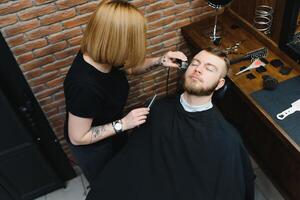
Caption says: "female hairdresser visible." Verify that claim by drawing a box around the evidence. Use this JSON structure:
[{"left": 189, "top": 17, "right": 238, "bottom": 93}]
[{"left": 63, "top": 0, "right": 187, "bottom": 184}]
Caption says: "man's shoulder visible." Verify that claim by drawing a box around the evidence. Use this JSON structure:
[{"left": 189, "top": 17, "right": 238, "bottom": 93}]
[
  {"left": 152, "top": 95, "right": 178, "bottom": 110},
  {"left": 210, "top": 107, "right": 244, "bottom": 146}
]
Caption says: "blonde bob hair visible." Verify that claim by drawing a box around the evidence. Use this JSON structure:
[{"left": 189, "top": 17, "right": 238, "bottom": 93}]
[{"left": 81, "top": 0, "right": 146, "bottom": 69}]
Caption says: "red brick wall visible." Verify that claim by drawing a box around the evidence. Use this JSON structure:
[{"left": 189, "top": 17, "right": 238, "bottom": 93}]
[{"left": 0, "top": 0, "right": 215, "bottom": 159}]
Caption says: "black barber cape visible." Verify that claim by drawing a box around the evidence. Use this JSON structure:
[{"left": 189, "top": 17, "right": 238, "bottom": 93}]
[{"left": 86, "top": 96, "right": 254, "bottom": 200}]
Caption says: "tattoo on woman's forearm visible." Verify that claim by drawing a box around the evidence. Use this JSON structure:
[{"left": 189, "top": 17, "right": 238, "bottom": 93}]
[
  {"left": 90, "top": 126, "right": 105, "bottom": 143},
  {"left": 145, "top": 58, "right": 161, "bottom": 72}
]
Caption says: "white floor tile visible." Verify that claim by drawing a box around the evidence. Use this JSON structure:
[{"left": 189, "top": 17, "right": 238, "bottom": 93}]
[
  {"left": 38, "top": 165, "right": 285, "bottom": 200},
  {"left": 255, "top": 168, "right": 285, "bottom": 200},
  {"left": 34, "top": 196, "right": 46, "bottom": 200},
  {"left": 250, "top": 156, "right": 259, "bottom": 170},
  {"left": 79, "top": 173, "right": 90, "bottom": 196},
  {"left": 45, "top": 176, "right": 86, "bottom": 200},
  {"left": 255, "top": 184, "right": 267, "bottom": 200}
]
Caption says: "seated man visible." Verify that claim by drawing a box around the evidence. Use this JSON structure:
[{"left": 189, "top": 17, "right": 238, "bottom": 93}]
[{"left": 86, "top": 50, "right": 255, "bottom": 200}]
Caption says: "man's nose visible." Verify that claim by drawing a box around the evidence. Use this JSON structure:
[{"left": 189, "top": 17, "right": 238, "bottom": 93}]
[{"left": 194, "top": 64, "right": 203, "bottom": 73}]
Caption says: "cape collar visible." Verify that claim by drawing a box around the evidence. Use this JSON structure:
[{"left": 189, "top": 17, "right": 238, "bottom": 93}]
[{"left": 180, "top": 93, "right": 213, "bottom": 112}]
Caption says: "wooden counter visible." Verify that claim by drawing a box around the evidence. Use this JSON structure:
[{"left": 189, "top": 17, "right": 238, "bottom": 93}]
[{"left": 182, "top": 11, "right": 300, "bottom": 200}]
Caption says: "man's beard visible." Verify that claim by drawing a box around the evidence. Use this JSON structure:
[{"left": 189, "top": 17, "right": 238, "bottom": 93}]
[{"left": 183, "top": 76, "right": 219, "bottom": 96}]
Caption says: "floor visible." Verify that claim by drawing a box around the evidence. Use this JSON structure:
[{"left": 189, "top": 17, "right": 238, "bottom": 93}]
[{"left": 35, "top": 158, "right": 285, "bottom": 200}]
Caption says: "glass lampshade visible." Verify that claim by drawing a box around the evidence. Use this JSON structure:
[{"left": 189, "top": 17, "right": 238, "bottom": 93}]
[{"left": 207, "top": 0, "right": 233, "bottom": 8}]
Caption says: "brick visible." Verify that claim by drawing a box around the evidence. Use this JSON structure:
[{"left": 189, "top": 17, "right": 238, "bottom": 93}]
[
  {"left": 46, "top": 76, "right": 65, "bottom": 87},
  {"left": 24, "top": 68, "right": 44, "bottom": 80},
  {"left": 45, "top": 109, "right": 59, "bottom": 119},
  {"left": 146, "top": 28, "right": 164, "bottom": 39},
  {"left": 58, "top": 105, "right": 66, "bottom": 112},
  {"left": 191, "top": 0, "right": 207, "bottom": 8},
  {"left": 50, "top": 119, "right": 64, "bottom": 127},
  {"left": 146, "top": 40, "right": 151, "bottom": 46},
  {"left": 68, "top": 35, "right": 82, "bottom": 46},
  {"left": 145, "top": 12, "right": 162, "bottom": 23},
  {"left": 164, "top": 18, "right": 190, "bottom": 32},
  {"left": 77, "top": 1, "right": 98, "bottom": 14},
  {"left": 4, "top": 19, "right": 39, "bottom": 37},
  {"left": 48, "top": 27, "right": 82, "bottom": 44},
  {"left": 32, "top": 84, "right": 47, "bottom": 93},
  {"left": 18, "top": 4, "right": 57, "bottom": 20},
  {"left": 54, "top": 91, "right": 65, "bottom": 100},
  {"left": 6, "top": 34, "right": 27, "bottom": 47},
  {"left": 162, "top": 8, "right": 177, "bottom": 17},
  {"left": 22, "top": 56, "right": 55, "bottom": 71},
  {"left": 60, "top": 66, "right": 71, "bottom": 75},
  {"left": 131, "top": 0, "right": 146, "bottom": 8},
  {"left": 163, "top": 3, "right": 190, "bottom": 17},
  {"left": 17, "top": 52, "right": 34, "bottom": 64},
  {"left": 29, "top": 71, "right": 60, "bottom": 87},
  {"left": 81, "top": 24, "right": 87, "bottom": 32},
  {"left": 148, "top": 15, "right": 175, "bottom": 30},
  {"left": 0, "top": 14, "right": 17, "bottom": 28},
  {"left": 54, "top": 126, "right": 64, "bottom": 136},
  {"left": 0, "top": 0, "right": 32, "bottom": 15},
  {"left": 150, "top": 31, "right": 177, "bottom": 45},
  {"left": 201, "top": 6, "right": 214, "bottom": 13},
  {"left": 56, "top": 0, "right": 88, "bottom": 10},
  {"left": 43, "top": 56, "right": 74, "bottom": 72},
  {"left": 44, "top": 106, "right": 58, "bottom": 115},
  {"left": 176, "top": 2, "right": 191, "bottom": 15},
  {"left": 54, "top": 46, "right": 79, "bottom": 60},
  {"left": 163, "top": 38, "right": 181, "bottom": 47},
  {"left": 40, "top": 9, "right": 76, "bottom": 26},
  {"left": 147, "top": 43, "right": 163, "bottom": 54},
  {"left": 27, "top": 24, "right": 63, "bottom": 40},
  {"left": 41, "top": 98, "right": 64, "bottom": 111},
  {"left": 145, "top": 0, "right": 175, "bottom": 13},
  {"left": 138, "top": 6, "right": 146, "bottom": 15},
  {"left": 34, "top": 41, "right": 67, "bottom": 58},
  {"left": 35, "top": 0, "right": 56, "bottom": 5},
  {"left": 39, "top": 97, "right": 53, "bottom": 106},
  {"left": 145, "top": 0, "right": 157, "bottom": 4},
  {"left": 63, "top": 14, "right": 91, "bottom": 28},
  {"left": 174, "top": 0, "right": 190, "bottom": 3},
  {"left": 12, "top": 39, "right": 48, "bottom": 56},
  {"left": 48, "top": 112, "right": 65, "bottom": 122},
  {"left": 176, "top": 9, "right": 197, "bottom": 20}
]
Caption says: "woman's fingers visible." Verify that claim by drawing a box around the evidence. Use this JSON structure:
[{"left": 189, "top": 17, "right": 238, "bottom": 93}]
[
  {"left": 161, "top": 51, "right": 188, "bottom": 68},
  {"left": 168, "top": 51, "right": 187, "bottom": 61}
]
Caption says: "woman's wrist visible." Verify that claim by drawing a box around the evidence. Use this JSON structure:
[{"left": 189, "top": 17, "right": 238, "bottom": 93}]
[
  {"left": 120, "top": 118, "right": 127, "bottom": 132},
  {"left": 154, "top": 56, "right": 162, "bottom": 66}
]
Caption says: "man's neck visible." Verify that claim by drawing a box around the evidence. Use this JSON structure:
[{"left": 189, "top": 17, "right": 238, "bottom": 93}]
[{"left": 183, "top": 91, "right": 212, "bottom": 106}]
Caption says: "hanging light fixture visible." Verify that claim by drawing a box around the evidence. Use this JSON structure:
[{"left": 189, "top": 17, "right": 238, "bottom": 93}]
[{"left": 207, "top": 0, "right": 233, "bottom": 45}]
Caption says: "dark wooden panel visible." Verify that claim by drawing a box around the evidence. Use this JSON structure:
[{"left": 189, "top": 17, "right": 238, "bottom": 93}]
[
  {"left": 229, "top": 0, "right": 286, "bottom": 44},
  {"left": 219, "top": 82, "right": 300, "bottom": 200}
]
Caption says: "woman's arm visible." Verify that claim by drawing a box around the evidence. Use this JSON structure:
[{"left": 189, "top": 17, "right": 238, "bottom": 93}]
[
  {"left": 126, "top": 51, "right": 187, "bottom": 75},
  {"left": 68, "top": 107, "right": 150, "bottom": 145}
]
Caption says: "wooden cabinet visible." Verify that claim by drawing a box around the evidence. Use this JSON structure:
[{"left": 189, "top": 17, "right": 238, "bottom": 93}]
[
  {"left": 0, "top": 88, "right": 64, "bottom": 200},
  {"left": 181, "top": 12, "right": 300, "bottom": 200}
]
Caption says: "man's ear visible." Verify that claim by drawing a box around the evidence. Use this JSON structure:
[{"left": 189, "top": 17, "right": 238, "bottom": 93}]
[{"left": 215, "top": 78, "right": 225, "bottom": 91}]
